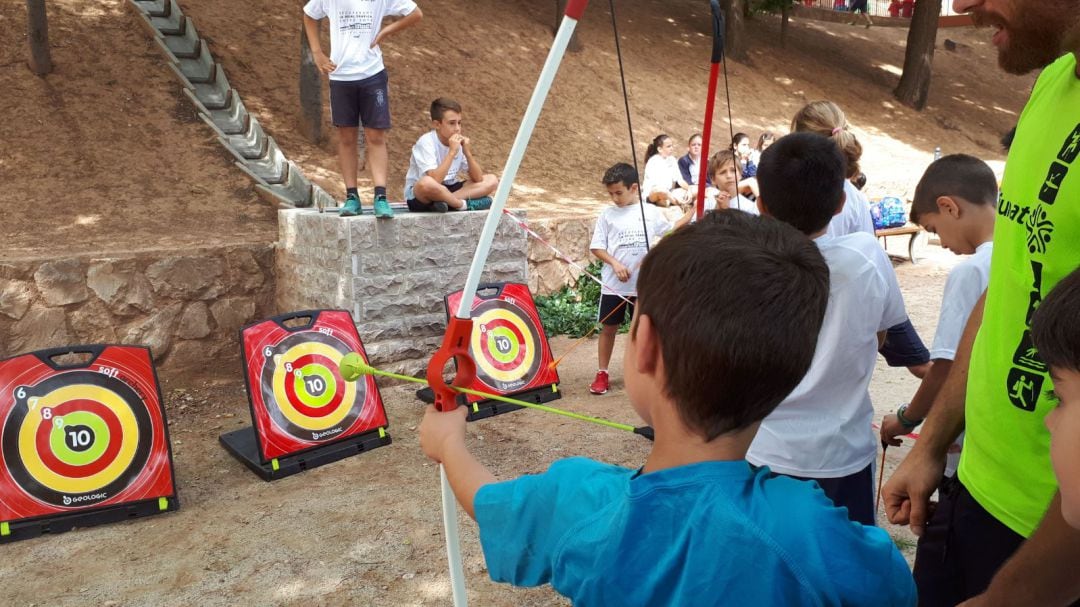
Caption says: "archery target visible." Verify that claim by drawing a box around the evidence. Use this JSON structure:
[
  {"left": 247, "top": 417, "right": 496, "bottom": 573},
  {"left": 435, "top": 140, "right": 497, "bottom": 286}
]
[
  {"left": 0, "top": 346, "right": 176, "bottom": 524},
  {"left": 242, "top": 310, "right": 388, "bottom": 462},
  {"left": 446, "top": 283, "right": 560, "bottom": 402}
]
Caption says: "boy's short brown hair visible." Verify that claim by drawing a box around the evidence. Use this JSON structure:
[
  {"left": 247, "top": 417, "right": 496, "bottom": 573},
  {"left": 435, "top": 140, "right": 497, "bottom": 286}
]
[
  {"left": 430, "top": 97, "right": 462, "bottom": 121},
  {"left": 707, "top": 149, "right": 738, "bottom": 181},
  {"left": 910, "top": 154, "right": 998, "bottom": 224},
  {"left": 635, "top": 210, "right": 830, "bottom": 441},
  {"left": 1033, "top": 266, "right": 1080, "bottom": 373}
]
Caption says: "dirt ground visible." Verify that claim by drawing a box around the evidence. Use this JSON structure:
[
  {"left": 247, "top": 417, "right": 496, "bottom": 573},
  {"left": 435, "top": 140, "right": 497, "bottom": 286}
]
[
  {"left": 1, "top": 0, "right": 1034, "bottom": 258},
  {"left": 0, "top": 0, "right": 1031, "bottom": 604},
  {"left": 2, "top": 237, "right": 952, "bottom": 607}
]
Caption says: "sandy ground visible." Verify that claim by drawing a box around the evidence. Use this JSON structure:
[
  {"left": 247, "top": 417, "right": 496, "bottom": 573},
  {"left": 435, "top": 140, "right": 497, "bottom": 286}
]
[{"left": 3, "top": 236, "right": 957, "bottom": 606}]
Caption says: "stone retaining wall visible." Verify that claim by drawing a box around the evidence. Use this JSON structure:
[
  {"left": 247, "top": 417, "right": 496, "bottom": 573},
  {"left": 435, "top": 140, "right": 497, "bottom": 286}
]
[
  {"left": 0, "top": 245, "right": 275, "bottom": 369},
  {"left": 276, "top": 210, "right": 529, "bottom": 377},
  {"left": 524, "top": 214, "right": 595, "bottom": 295}
]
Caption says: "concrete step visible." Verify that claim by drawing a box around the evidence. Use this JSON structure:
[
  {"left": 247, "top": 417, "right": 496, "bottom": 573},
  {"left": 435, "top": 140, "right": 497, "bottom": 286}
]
[
  {"left": 234, "top": 137, "right": 288, "bottom": 185},
  {"left": 184, "top": 63, "right": 232, "bottom": 110},
  {"left": 149, "top": 0, "right": 184, "bottom": 35},
  {"left": 256, "top": 162, "right": 315, "bottom": 209},
  {"left": 131, "top": 0, "right": 169, "bottom": 17},
  {"left": 160, "top": 16, "right": 199, "bottom": 59},
  {"left": 216, "top": 117, "right": 268, "bottom": 160},
  {"left": 177, "top": 39, "right": 215, "bottom": 84}
]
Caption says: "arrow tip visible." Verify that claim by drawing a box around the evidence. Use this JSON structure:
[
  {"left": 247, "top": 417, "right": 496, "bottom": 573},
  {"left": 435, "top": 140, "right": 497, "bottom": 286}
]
[{"left": 339, "top": 352, "right": 373, "bottom": 382}]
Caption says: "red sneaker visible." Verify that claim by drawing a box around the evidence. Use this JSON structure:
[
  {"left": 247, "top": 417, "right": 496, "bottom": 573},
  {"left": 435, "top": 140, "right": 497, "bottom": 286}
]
[{"left": 589, "top": 370, "right": 610, "bottom": 395}]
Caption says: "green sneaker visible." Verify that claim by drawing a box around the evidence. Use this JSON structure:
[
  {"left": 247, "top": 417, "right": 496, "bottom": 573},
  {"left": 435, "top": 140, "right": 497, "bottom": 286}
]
[
  {"left": 339, "top": 194, "right": 362, "bottom": 217},
  {"left": 373, "top": 195, "right": 394, "bottom": 219},
  {"left": 465, "top": 196, "right": 493, "bottom": 211}
]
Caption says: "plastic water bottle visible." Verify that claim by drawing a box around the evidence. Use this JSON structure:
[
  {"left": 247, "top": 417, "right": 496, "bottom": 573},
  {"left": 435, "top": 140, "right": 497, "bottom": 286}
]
[{"left": 934, "top": 147, "right": 942, "bottom": 160}]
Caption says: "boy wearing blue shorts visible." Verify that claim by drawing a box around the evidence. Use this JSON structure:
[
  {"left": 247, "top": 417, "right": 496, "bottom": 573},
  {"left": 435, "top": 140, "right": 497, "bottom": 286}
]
[
  {"left": 303, "top": 0, "right": 422, "bottom": 218},
  {"left": 748, "top": 133, "right": 910, "bottom": 526},
  {"left": 419, "top": 210, "right": 916, "bottom": 605}
]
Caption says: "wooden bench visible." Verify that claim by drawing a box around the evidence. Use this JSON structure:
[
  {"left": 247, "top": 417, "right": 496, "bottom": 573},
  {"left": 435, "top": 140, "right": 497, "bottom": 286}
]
[{"left": 875, "top": 225, "right": 922, "bottom": 263}]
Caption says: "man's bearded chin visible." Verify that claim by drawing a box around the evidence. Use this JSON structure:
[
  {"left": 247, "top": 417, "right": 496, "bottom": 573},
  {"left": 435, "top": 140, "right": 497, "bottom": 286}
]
[{"left": 986, "top": 1, "right": 1080, "bottom": 74}]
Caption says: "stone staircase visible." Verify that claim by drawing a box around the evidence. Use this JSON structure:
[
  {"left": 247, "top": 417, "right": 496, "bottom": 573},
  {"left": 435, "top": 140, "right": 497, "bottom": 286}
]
[{"left": 127, "top": 0, "right": 336, "bottom": 210}]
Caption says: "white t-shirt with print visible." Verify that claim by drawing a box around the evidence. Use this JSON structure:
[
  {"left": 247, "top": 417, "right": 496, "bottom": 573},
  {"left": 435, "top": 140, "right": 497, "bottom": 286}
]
[
  {"left": 930, "top": 241, "right": 992, "bottom": 476},
  {"left": 642, "top": 155, "right": 681, "bottom": 197},
  {"left": 404, "top": 130, "right": 469, "bottom": 198},
  {"left": 747, "top": 232, "right": 909, "bottom": 478},
  {"left": 303, "top": 0, "right": 418, "bottom": 81},
  {"left": 699, "top": 194, "right": 759, "bottom": 217},
  {"left": 826, "top": 180, "right": 876, "bottom": 238},
  {"left": 589, "top": 203, "right": 672, "bottom": 296}
]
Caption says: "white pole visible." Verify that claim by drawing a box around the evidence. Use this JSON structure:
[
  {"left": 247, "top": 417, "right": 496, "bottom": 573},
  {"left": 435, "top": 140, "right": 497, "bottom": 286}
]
[
  {"left": 439, "top": 14, "right": 583, "bottom": 607},
  {"left": 453, "top": 16, "right": 583, "bottom": 319}
]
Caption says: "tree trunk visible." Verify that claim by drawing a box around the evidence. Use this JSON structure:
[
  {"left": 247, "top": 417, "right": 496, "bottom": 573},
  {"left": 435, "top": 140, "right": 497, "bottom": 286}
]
[
  {"left": 722, "top": 0, "right": 748, "bottom": 61},
  {"left": 894, "top": 0, "right": 942, "bottom": 110},
  {"left": 26, "top": 0, "right": 52, "bottom": 76},
  {"left": 781, "top": 4, "right": 790, "bottom": 48},
  {"left": 555, "top": 0, "right": 583, "bottom": 53},
  {"left": 299, "top": 23, "right": 323, "bottom": 143}
]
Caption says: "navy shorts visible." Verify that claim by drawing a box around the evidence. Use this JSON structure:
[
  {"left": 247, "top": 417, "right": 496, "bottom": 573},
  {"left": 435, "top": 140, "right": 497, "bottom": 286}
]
[
  {"left": 849, "top": 0, "right": 869, "bottom": 13},
  {"left": 329, "top": 70, "right": 391, "bottom": 129},
  {"left": 786, "top": 463, "right": 874, "bottom": 526},
  {"left": 407, "top": 181, "right": 463, "bottom": 212},
  {"left": 598, "top": 294, "right": 635, "bottom": 326},
  {"left": 880, "top": 319, "right": 931, "bottom": 367}
]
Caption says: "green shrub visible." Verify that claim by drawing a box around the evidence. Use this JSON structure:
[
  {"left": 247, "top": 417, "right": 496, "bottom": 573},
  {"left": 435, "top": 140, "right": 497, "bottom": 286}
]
[{"left": 535, "top": 260, "right": 630, "bottom": 338}]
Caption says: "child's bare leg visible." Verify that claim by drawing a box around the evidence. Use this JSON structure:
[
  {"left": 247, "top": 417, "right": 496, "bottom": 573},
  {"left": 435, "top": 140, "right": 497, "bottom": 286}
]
[
  {"left": 598, "top": 323, "right": 618, "bottom": 370},
  {"left": 455, "top": 174, "right": 499, "bottom": 199},
  {"left": 413, "top": 175, "right": 467, "bottom": 209},
  {"left": 364, "top": 127, "right": 388, "bottom": 192},
  {"left": 337, "top": 127, "right": 360, "bottom": 190}
]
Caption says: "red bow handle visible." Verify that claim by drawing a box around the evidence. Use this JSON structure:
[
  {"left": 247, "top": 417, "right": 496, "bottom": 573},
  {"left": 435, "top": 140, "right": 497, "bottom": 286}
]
[{"left": 426, "top": 316, "right": 477, "bottom": 412}]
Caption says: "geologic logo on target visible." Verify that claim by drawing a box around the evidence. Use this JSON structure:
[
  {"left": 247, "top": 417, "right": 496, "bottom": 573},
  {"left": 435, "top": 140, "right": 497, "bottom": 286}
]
[{"left": 62, "top": 492, "right": 107, "bottom": 506}]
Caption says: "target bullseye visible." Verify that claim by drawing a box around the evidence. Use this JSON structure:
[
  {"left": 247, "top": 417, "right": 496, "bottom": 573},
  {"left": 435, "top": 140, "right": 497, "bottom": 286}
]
[
  {"left": 238, "top": 310, "right": 390, "bottom": 465},
  {"left": 35, "top": 399, "right": 122, "bottom": 478},
  {"left": 267, "top": 340, "right": 358, "bottom": 433},
  {"left": 471, "top": 301, "right": 540, "bottom": 388}
]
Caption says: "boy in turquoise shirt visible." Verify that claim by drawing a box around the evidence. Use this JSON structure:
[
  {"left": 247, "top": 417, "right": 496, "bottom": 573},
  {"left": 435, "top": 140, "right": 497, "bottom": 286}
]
[{"left": 420, "top": 211, "right": 916, "bottom": 605}]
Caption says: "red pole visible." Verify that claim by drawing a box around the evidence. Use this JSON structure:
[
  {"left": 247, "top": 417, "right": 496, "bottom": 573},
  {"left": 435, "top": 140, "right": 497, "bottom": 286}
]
[{"left": 696, "top": 61, "right": 721, "bottom": 220}]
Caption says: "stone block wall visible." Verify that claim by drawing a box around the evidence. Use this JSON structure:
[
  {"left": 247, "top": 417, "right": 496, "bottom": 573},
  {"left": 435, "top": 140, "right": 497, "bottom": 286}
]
[
  {"left": 523, "top": 214, "right": 595, "bottom": 295},
  {"left": 0, "top": 245, "right": 275, "bottom": 369},
  {"left": 276, "top": 210, "right": 528, "bottom": 377}
]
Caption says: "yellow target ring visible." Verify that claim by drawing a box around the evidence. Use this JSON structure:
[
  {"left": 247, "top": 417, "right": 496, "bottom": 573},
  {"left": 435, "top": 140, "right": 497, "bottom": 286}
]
[
  {"left": 18, "top": 384, "right": 139, "bottom": 495},
  {"left": 271, "top": 341, "right": 356, "bottom": 431},
  {"left": 472, "top": 308, "right": 537, "bottom": 383}
]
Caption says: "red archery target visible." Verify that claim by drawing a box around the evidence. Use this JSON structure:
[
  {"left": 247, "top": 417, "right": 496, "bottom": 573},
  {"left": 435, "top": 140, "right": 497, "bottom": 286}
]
[
  {"left": 0, "top": 346, "right": 176, "bottom": 523},
  {"left": 241, "top": 310, "right": 388, "bottom": 462},
  {"left": 445, "top": 283, "right": 560, "bottom": 402}
]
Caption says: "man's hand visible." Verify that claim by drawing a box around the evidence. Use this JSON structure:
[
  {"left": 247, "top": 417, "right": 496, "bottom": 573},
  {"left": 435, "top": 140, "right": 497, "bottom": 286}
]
[
  {"left": 613, "top": 262, "right": 631, "bottom": 282},
  {"left": 880, "top": 413, "right": 909, "bottom": 447},
  {"left": 882, "top": 447, "right": 945, "bottom": 536},
  {"left": 314, "top": 52, "right": 336, "bottom": 75},
  {"left": 419, "top": 405, "right": 468, "bottom": 463},
  {"left": 715, "top": 191, "right": 732, "bottom": 209},
  {"left": 370, "top": 29, "right": 386, "bottom": 49},
  {"left": 460, "top": 135, "right": 472, "bottom": 150}
]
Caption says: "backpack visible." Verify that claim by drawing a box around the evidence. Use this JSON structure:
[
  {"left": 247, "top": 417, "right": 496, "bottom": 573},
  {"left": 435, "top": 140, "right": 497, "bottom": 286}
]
[{"left": 870, "top": 197, "right": 907, "bottom": 230}]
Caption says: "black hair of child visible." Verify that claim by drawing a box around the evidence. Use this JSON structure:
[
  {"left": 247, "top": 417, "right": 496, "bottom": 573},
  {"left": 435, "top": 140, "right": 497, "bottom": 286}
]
[
  {"left": 1033, "top": 265, "right": 1080, "bottom": 373},
  {"left": 603, "top": 163, "right": 639, "bottom": 190},
  {"left": 430, "top": 97, "right": 462, "bottom": 121},
  {"left": 635, "top": 210, "right": 830, "bottom": 441},
  {"left": 756, "top": 132, "right": 847, "bottom": 235},
  {"left": 910, "top": 154, "right": 998, "bottom": 224}
]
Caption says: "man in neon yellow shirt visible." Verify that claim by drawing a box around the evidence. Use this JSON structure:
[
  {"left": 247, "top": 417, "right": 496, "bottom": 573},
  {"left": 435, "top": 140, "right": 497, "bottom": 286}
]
[{"left": 882, "top": 0, "right": 1080, "bottom": 604}]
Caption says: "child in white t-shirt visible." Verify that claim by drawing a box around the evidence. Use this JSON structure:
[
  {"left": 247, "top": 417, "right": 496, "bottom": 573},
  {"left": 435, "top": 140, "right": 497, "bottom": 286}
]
[
  {"left": 642, "top": 135, "right": 692, "bottom": 221},
  {"left": 880, "top": 155, "right": 998, "bottom": 477},
  {"left": 588, "top": 163, "right": 690, "bottom": 395},
  {"left": 747, "top": 133, "right": 910, "bottom": 526},
  {"left": 404, "top": 98, "right": 499, "bottom": 213},
  {"left": 303, "top": 0, "right": 422, "bottom": 218},
  {"left": 703, "top": 149, "right": 759, "bottom": 215}
]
